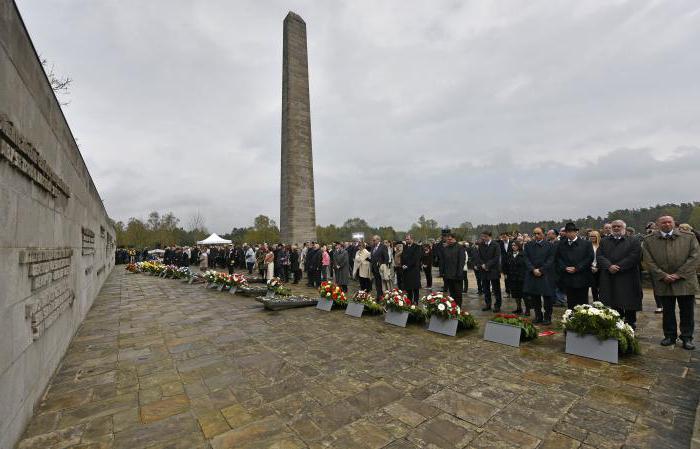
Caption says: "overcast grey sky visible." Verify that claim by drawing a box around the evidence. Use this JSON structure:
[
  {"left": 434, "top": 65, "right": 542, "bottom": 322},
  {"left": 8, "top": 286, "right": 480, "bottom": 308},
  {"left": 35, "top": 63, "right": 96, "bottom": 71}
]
[{"left": 16, "top": 0, "right": 700, "bottom": 233}]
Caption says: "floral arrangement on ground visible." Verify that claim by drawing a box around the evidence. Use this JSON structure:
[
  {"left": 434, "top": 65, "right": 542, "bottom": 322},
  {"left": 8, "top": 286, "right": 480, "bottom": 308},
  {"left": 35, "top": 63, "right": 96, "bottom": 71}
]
[
  {"left": 420, "top": 291, "right": 477, "bottom": 330},
  {"left": 350, "top": 290, "right": 383, "bottom": 314},
  {"left": 267, "top": 277, "right": 291, "bottom": 296},
  {"left": 125, "top": 263, "right": 139, "bottom": 273},
  {"left": 379, "top": 289, "right": 424, "bottom": 321},
  {"left": 490, "top": 313, "right": 537, "bottom": 341},
  {"left": 319, "top": 281, "right": 347, "bottom": 306},
  {"left": 562, "top": 301, "right": 640, "bottom": 355}
]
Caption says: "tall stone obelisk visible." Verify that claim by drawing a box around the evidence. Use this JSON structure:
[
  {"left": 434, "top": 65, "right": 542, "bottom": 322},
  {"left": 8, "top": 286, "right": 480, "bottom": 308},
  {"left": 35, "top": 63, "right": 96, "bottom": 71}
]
[{"left": 280, "top": 12, "right": 317, "bottom": 244}]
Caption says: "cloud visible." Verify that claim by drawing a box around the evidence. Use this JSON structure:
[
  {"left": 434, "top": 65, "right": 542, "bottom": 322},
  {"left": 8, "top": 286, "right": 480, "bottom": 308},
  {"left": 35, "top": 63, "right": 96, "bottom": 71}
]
[{"left": 15, "top": 0, "right": 700, "bottom": 232}]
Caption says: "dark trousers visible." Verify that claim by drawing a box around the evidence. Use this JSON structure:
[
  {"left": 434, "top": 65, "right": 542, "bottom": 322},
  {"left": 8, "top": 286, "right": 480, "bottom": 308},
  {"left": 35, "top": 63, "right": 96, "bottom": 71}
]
[
  {"left": 258, "top": 268, "right": 265, "bottom": 278},
  {"left": 423, "top": 267, "right": 432, "bottom": 288},
  {"left": 565, "top": 287, "right": 589, "bottom": 309},
  {"left": 359, "top": 276, "right": 372, "bottom": 291},
  {"left": 228, "top": 265, "right": 234, "bottom": 275},
  {"left": 373, "top": 269, "right": 383, "bottom": 298},
  {"left": 614, "top": 307, "right": 638, "bottom": 329},
  {"left": 395, "top": 268, "right": 404, "bottom": 290},
  {"left": 483, "top": 278, "right": 502, "bottom": 308},
  {"left": 474, "top": 269, "right": 484, "bottom": 294},
  {"left": 660, "top": 295, "right": 695, "bottom": 340},
  {"left": 340, "top": 284, "right": 348, "bottom": 293},
  {"left": 591, "top": 271, "right": 600, "bottom": 302},
  {"left": 406, "top": 289, "right": 420, "bottom": 305},
  {"left": 310, "top": 270, "right": 321, "bottom": 288},
  {"left": 246, "top": 262, "right": 254, "bottom": 274},
  {"left": 293, "top": 269, "right": 302, "bottom": 284},
  {"left": 444, "top": 279, "right": 463, "bottom": 306},
  {"left": 462, "top": 271, "right": 469, "bottom": 292},
  {"left": 530, "top": 295, "right": 553, "bottom": 320},
  {"left": 503, "top": 273, "right": 510, "bottom": 294}
]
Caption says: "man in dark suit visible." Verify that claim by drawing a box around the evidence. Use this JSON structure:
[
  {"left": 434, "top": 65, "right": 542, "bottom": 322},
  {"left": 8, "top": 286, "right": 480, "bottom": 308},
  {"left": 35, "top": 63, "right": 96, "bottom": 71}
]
[
  {"left": 556, "top": 222, "right": 594, "bottom": 309},
  {"left": 441, "top": 233, "right": 466, "bottom": 306},
  {"left": 308, "top": 242, "right": 323, "bottom": 288},
  {"left": 370, "top": 235, "right": 390, "bottom": 298},
  {"left": 475, "top": 231, "right": 502, "bottom": 312},
  {"left": 499, "top": 232, "right": 512, "bottom": 296}
]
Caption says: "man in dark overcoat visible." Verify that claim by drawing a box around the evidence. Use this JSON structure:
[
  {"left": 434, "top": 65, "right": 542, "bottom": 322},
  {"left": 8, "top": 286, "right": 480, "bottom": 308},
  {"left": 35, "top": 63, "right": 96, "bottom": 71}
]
[
  {"left": 474, "top": 231, "right": 502, "bottom": 312},
  {"left": 441, "top": 233, "right": 466, "bottom": 306},
  {"left": 401, "top": 234, "right": 422, "bottom": 304},
  {"left": 597, "top": 220, "right": 642, "bottom": 329},
  {"left": 556, "top": 222, "right": 594, "bottom": 309},
  {"left": 523, "top": 227, "right": 556, "bottom": 324}
]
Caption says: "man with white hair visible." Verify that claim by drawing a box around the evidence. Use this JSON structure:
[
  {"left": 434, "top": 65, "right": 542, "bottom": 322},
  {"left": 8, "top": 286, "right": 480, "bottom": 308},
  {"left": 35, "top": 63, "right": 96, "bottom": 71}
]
[
  {"left": 643, "top": 215, "right": 700, "bottom": 349},
  {"left": 597, "top": 220, "right": 643, "bottom": 329}
]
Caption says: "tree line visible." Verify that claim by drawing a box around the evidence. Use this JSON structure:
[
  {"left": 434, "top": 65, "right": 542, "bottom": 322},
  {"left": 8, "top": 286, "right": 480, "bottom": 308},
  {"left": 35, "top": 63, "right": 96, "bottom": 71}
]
[{"left": 114, "top": 202, "right": 700, "bottom": 248}]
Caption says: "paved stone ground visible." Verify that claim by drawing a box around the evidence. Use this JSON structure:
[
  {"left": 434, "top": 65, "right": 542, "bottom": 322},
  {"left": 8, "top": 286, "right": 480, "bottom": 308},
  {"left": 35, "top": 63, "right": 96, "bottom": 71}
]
[{"left": 15, "top": 268, "right": 700, "bottom": 449}]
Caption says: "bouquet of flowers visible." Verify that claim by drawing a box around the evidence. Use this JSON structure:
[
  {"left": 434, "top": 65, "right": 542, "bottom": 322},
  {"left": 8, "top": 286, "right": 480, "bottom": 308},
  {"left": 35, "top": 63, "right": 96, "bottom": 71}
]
[
  {"left": 420, "top": 291, "right": 477, "bottom": 329},
  {"left": 267, "top": 277, "right": 282, "bottom": 289},
  {"left": 562, "top": 301, "right": 640, "bottom": 354},
  {"left": 319, "top": 281, "right": 347, "bottom": 306},
  {"left": 490, "top": 313, "right": 537, "bottom": 341},
  {"left": 229, "top": 273, "right": 248, "bottom": 287},
  {"left": 176, "top": 266, "right": 193, "bottom": 279},
  {"left": 350, "top": 290, "right": 382, "bottom": 314},
  {"left": 379, "top": 289, "right": 417, "bottom": 313},
  {"left": 267, "top": 277, "right": 291, "bottom": 296},
  {"left": 215, "top": 271, "right": 232, "bottom": 287},
  {"left": 203, "top": 270, "right": 219, "bottom": 284},
  {"left": 164, "top": 265, "right": 179, "bottom": 277},
  {"left": 152, "top": 263, "right": 166, "bottom": 275},
  {"left": 125, "top": 263, "right": 139, "bottom": 273}
]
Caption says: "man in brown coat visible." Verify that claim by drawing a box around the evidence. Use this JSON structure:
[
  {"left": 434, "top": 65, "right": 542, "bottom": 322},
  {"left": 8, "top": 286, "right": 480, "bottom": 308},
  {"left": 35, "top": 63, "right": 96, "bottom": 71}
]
[{"left": 642, "top": 216, "right": 700, "bottom": 349}]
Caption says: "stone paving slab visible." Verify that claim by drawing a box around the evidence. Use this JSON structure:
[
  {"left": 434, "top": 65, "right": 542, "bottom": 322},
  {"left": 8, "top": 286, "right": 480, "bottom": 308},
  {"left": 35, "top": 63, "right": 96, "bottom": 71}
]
[{"left": 14, "top": 269, "right": 700, "bottom": 449}]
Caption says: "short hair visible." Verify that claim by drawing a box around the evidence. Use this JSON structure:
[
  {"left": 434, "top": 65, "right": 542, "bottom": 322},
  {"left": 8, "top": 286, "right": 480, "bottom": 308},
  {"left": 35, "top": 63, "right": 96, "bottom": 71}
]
[{"left": 481, "top": 231, "right": 492, "bottom": 237}]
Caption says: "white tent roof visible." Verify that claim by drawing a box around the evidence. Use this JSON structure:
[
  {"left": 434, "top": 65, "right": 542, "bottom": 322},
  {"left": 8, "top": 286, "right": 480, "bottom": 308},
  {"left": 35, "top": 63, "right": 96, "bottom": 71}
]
[{"left": 197, "top": 233, "right": 232, "bottom": 245}]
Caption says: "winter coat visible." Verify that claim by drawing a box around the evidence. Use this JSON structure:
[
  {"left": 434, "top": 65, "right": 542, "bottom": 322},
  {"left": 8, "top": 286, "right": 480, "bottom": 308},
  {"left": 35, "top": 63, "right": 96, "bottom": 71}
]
[
  {"left": 353, "top": 248, "right": 372, "bottom": 279},
  {"left": 401, "top": 243, "right": 422, "bottom": 290},
  {"left": 523, "top": 240, "right": 556, "bottom": 297},
  {"left": 555, "top": 238, "right": 594, "bottom": 289},
  {"left": 597, "top": 236, "right": 642, "bottom": 311},
  {"left": 441, "top": 242, "right": 465, "bottom": 280},
  {"left": 333, "top": 249, "right": 351, "bottom": 285},
  {"left": 642, "top": 230, "right": 700, "bottom": 296}
]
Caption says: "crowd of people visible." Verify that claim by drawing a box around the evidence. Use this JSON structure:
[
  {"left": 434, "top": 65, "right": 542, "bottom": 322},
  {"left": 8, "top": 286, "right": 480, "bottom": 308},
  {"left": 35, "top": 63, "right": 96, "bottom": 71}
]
[{"left": 116, "top": 216, "right": 699, "bottom": 349}]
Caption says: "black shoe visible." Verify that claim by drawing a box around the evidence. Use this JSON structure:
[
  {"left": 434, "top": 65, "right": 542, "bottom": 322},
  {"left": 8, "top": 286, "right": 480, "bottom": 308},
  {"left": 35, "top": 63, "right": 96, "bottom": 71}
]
[
  {"left": 493, "top": 307, "right": 501, "bottom": 313},
  {"left": 542, "top": 319, "right": 552, "bottom": 325},
  {"left": 660, "top": 337, "right": 677, "bottom": 346},
  {"left": 681, "top": 339, "right": 696, "bottom": 350},
  {"left": 482, "top": 306, "right": 492, "bottom": 312},
  {"left": 533, "top": 318, "right": 543, "bottom": 324},
  {"left": 512, "top": 309, "right": 523, "bottom": 314}
]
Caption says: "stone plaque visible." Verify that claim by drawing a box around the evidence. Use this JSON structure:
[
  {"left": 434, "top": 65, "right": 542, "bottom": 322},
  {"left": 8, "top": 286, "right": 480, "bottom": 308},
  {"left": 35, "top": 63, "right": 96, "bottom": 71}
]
[
  {"left": 24, "top": 278, "right": 74, "bottom": 340},
  {"left": 565, "top": 331, "right": 618, "bottom": 364},
  {"left": 265, "top": 290, "right": 276, "bottom": 298},
  {"left": 345, "top": 301, "right": 364, "bottom": 318},
  {"left": 316, "top": 298, "right": 333, "bottom": 311},
  {"left": 427, "top": 316, "right": 459, "bottom": 337},
  {"left": 484, "top": 321, "right": 522, "bottom": 347},
  {"left": 81, "top": 227, "right": 95, "bottom": 256},
  {"left": 385, "top": 310, "right": 409, "bottom": 327},
  {"left": 229, "top": 286, "right": 238, "bottom": 295}
]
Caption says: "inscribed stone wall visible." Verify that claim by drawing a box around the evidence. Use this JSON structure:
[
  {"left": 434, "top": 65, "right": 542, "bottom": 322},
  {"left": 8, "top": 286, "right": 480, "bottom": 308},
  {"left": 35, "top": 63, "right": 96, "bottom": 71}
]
[{"left": 0, "top": 1, "right": 115, "bottom": 448}]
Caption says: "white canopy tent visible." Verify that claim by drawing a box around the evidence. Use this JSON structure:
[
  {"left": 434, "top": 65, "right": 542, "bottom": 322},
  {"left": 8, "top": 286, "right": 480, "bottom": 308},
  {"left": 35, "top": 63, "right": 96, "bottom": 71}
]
[{"left": 197, "top": 233, "right": 232, "bottom": 245}]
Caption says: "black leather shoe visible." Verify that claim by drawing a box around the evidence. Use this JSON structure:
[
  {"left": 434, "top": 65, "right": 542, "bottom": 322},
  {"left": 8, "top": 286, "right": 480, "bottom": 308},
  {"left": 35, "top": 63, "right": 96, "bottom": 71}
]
[
  {"left": 660, "top": 337, "right": 677, "bottom": 346},
  {"left": 682, "top": 339, "right": 695, "bottom": 350},
  {"left": 481, "top": 306, "right": 491, "bottom": 312}
]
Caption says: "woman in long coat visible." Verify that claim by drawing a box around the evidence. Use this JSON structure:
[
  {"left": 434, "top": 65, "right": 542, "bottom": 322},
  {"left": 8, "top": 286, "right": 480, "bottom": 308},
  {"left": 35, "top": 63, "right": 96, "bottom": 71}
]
[
  {"left": 198, "top": 249, "right": 208, "bottom": 271},
  {"left": 505, "top": 241, "right": 528, "bottom": 314},
  {"left": 401, "top": 237, "right": 422, "bottom": 304}
]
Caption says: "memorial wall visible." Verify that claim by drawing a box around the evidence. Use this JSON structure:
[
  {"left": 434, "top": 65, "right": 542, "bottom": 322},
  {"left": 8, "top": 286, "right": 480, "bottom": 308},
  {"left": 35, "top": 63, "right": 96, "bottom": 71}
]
[{"left": 0, "top": 1, "right": 115, "bottom": 448}]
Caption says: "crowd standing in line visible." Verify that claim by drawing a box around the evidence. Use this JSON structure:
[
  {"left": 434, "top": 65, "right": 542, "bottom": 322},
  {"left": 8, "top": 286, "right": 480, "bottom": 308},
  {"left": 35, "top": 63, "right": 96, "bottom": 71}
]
[{"left": 116, "top": 215, "right": 700, "bottom": 349}]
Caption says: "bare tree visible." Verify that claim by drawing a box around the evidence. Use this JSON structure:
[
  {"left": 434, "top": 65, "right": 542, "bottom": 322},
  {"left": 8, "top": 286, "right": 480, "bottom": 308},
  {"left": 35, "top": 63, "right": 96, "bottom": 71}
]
[
  {"left": 187, "top": 210, "right": 207, "bottom": 232},
  {"left": 40, "top": 57, "right": 72, "bottom": 106}
]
